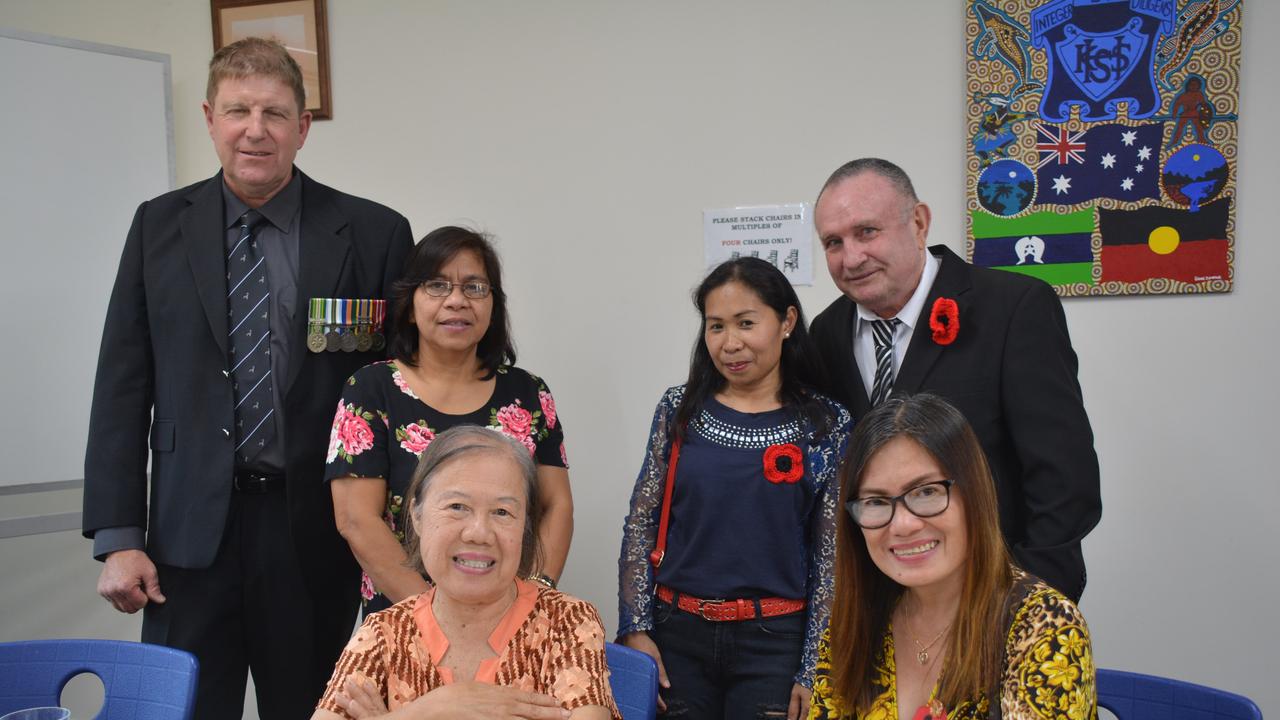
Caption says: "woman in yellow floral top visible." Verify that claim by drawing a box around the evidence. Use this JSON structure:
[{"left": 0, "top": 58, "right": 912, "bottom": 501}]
[{"left": 809, "top": 394, "right": 1094, "bottom": 720}]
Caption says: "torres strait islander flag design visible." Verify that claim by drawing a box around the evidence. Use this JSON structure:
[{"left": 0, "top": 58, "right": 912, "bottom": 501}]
[
  {"left": 971, "top": 208, "right": 1095, "bottom": 286},
  {"left": 1098, "top": 196, "right": 1230, "bottom": 285}
]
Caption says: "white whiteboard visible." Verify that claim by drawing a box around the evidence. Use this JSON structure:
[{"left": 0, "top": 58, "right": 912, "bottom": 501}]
[{"left": 0, "top": 28, "right": 173, "bottom": 488}]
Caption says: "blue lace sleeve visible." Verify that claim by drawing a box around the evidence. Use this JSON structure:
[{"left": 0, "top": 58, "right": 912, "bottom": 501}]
[
  {"left": 617, "top": 386, "right": 684, "bottom": 637},
  {"left": 797, "top": 397, "right": 853, "bottom": 687}
]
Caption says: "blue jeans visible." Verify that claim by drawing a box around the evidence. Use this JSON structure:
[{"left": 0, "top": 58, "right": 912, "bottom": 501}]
[{"left": 650, "top": 598, "right": 804, "bottom": 719}]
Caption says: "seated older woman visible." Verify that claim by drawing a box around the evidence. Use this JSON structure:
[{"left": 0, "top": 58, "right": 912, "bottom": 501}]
[
  {"left": 313, "top": 426, "right": 620, "bottom": 720},
  {"left": 809, "top": 394, "right": 1096, "bottom": 720}
]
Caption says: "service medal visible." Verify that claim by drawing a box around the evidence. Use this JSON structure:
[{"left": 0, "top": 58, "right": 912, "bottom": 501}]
[{"left": 307, "top": 331, "right": 327, "bottom": 353}]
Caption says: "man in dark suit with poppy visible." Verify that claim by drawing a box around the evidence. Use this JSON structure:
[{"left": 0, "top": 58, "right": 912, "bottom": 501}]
[
  {"left": 808, "top": 158, "right": 1100, "bottom": 601},
  {"left": 83, "top": 38, "right": 412, "bottom": 718}
]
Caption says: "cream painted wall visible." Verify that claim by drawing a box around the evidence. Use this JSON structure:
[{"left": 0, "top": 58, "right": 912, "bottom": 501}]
[{"left": 2, "top": 1, "right": 1276, "bottom": 717}]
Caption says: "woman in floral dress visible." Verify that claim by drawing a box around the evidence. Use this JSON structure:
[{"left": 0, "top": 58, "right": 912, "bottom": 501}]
[
  {"left": 809, "top": 394, "right": 1095, "bottom": 720},
  {"left": 326, "top": 226, "right": 571, "bottom": 614}
]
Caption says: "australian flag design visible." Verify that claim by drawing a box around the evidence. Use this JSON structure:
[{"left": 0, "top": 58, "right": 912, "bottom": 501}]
[
  {"left": 1031, "top": 0, "right": 1176, "bottom": 122},
  {"left": 1034, "top": 121, "right": 1163, "bottom": 205}
]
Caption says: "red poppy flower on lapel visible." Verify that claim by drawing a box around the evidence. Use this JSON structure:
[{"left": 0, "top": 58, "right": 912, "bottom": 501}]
[
  {"left": 763, "top": 443, "right": 804, "bottom": 484},
  {"left": 929, "top": 297, "right": 959, "bottom": 346}
]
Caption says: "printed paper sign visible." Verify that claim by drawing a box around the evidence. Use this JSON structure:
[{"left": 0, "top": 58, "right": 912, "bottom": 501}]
[{"left": 703, "top": 203, "right": 812, "bottom": 286}]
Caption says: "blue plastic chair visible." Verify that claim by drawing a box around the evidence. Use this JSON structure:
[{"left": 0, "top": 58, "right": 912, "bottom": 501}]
[
  {"left": 0, "top": 639, "right": 198, "bottom": 720},
  {"left": 1097, "top": 668, "right": 1262, "bottom": 720},
  {"left": 605, "top": 642, "right": 659, "bottom": 720}
]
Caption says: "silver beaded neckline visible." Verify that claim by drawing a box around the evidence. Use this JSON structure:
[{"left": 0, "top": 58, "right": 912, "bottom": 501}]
[{"left": 692, "top": 408, "right": 803, "bottom": 449}]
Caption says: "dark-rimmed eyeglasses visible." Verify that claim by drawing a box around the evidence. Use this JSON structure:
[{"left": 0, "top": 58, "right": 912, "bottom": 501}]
[
  {"left": 845, "top": 479, "right": 954, "bottom": 529},
  {"left": 420, "top": 279, "right": 491, "bottom": 299}
]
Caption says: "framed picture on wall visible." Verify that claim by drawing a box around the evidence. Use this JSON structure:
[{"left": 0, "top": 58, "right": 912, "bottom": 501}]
[{"left": 211, "top": 0, "right": 332, "bottom": 119}]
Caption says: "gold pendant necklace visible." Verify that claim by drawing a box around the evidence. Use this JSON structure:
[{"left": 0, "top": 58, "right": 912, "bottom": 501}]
[{"left": 911, "top": 623, "right": 951, "bottom": 665}]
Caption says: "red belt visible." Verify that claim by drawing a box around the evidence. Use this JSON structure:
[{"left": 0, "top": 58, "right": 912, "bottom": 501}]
[{"left": 656, "top": 585, "right": 806, "bottom": 622}]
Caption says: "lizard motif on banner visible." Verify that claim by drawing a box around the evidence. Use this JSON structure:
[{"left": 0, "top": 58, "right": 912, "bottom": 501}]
[
  {"left": 973, "top": 1, "right": 1043, "bottom": 97},
  {"left": 1155, "top": 0, "right": 1241, "bottom": 91}
]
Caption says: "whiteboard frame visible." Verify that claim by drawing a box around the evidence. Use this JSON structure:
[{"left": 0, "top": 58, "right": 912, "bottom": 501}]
[
  {"left": 0, "top": 28, "right": 174, "bottom": 502},
  {"left": 0, "top": 27, "right": 176, "bottom": 190}
]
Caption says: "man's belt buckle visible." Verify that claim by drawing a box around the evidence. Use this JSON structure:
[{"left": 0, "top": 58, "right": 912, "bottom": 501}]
[{"left": 234, "top": 473, "right": 276, "bottom": 494}]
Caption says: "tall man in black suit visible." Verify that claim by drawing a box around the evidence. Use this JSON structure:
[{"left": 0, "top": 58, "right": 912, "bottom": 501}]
[
  {"left": 809, "top": 158, "right": 1100, "bottom": 601},
  {"left": 83, "top": 38, "right": 412, "bottom": 718}
]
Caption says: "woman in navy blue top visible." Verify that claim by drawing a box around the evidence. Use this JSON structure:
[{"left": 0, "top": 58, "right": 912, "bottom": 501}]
[{"left": 618, "top": 258, "right": 851, "bottom": 720}]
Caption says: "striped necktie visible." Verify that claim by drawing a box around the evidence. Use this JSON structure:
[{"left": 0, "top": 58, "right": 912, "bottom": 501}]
[
  {"left": 869, "top": 318, "right": 902, "bottom": 406},
  {"left": 227, "top": 210, "right": 275, "bottom": 464}
]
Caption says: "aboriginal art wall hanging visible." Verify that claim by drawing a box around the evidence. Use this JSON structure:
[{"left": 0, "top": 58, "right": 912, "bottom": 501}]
[{"left": 965, "top": 0, "right": 1242, "bottom": 296}]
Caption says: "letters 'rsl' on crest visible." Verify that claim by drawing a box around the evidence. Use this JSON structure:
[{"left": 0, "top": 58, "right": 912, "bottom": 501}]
[{"left": 1031, "top": 0, "right": 1175, "bottom": 122}]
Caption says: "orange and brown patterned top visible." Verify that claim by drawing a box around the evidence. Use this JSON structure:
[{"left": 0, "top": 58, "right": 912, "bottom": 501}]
[{"left": 317, "top": 580, "right": 621, "bottom": 719}]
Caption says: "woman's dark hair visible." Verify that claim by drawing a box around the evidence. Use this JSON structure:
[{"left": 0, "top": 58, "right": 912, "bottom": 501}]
[
  {"left": 674, "top": 257, "right": 833, "bottom": 437},
  {"left": 827, "top": 394, "right": 1013, "bottom": 713},
  {"left": 387, "top": 226, "right": 515, "bottom": 379}
]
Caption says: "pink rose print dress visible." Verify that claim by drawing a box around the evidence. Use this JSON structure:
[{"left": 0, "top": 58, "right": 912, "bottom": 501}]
[{"left": 325, "top": 361, "right": 568, "bottom": 613}]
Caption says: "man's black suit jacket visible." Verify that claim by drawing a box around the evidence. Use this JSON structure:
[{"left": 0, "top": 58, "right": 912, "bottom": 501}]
[
  {"left": 82, "top": 170, "right": 412, "bottom": 621},
  {"left": 810, "top": 245, "right": 1101, "bottom": 600}
]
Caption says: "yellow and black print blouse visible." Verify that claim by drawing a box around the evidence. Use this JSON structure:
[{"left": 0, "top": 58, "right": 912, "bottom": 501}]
[{"left": 809, "top": 579, "right": 1095, "bottom": 720}]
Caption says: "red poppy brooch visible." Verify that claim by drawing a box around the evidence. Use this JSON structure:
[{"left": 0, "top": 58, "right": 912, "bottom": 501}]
[
  {"left": 763, "top": 443, "right": 804, "bottom": 484},
  {"left": 929, "top": 297, "right": 959, "bottom": 346}
]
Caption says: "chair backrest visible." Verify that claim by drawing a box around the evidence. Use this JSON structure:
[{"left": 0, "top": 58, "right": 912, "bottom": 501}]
[
  {"left": 605, "top": 642, "right": 658, "bottom": 720},
  {"left": 1097, "top": 668, "right": 1262, "bottom": 720},
  {"left": 0, "top": 639, "right": 198, "bottom": 720}
]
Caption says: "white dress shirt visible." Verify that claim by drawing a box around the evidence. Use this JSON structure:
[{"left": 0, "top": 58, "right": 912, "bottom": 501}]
[{"left": 852, "top": 249, "right": 941, "bottom": 398}]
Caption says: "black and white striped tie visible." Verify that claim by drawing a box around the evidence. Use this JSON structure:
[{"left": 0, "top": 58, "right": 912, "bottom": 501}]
[
  {"left": 227, "top": 210, "right": 274, "bottom": 464},
  {"left": 869, "top": 318, "right": 901, "bottom": 406}
]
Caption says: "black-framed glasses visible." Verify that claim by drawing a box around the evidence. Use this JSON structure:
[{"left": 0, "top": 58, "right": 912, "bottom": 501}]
[
  {"left": 845, "top": 479, "right": 954, "bottom": 529},
  {"left": 420, "top": 279, "right": 491, "bottom": 299}
]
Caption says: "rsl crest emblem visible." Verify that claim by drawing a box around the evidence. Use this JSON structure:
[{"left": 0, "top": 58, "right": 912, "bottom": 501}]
[
  {"left": 1054, "top": 19, "right": 1148, "bottom": 103},
  {"left": 1032, "top": 0, "right": 1176, "bottom": 122}
]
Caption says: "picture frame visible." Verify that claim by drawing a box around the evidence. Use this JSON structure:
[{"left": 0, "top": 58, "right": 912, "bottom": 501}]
[{"left": 211, "top": 0, "right": 332, "bottom": 119}]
